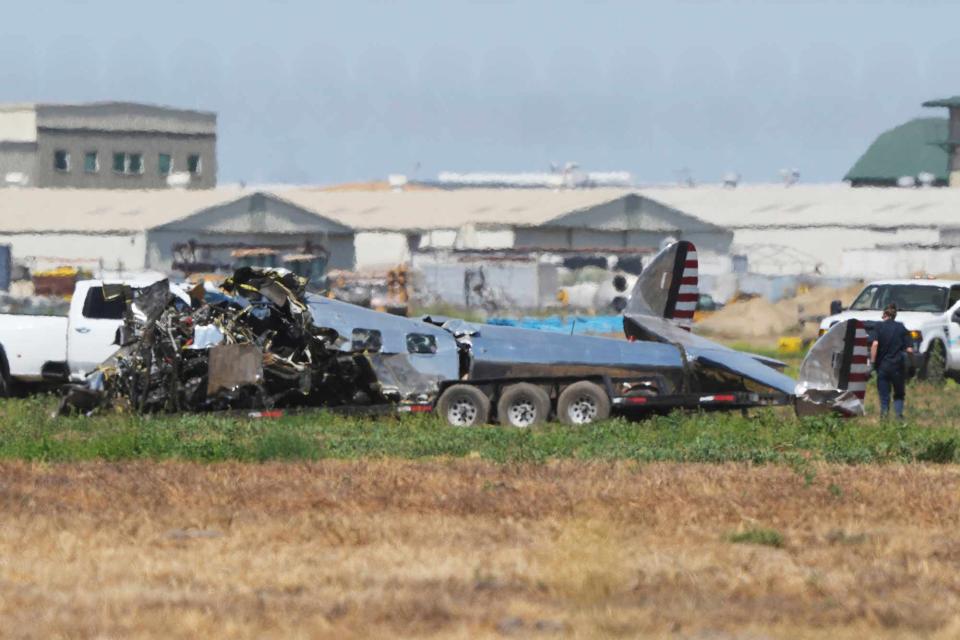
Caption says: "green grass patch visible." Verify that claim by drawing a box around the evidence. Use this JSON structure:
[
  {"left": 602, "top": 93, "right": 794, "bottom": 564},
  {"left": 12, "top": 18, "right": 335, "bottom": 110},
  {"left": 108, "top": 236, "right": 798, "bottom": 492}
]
[
  {"left": 727, "top": 527, "right": 785, "bottom": 548},
  {"left": 3, "top": 394, "right": 960, "bottom": 463}
]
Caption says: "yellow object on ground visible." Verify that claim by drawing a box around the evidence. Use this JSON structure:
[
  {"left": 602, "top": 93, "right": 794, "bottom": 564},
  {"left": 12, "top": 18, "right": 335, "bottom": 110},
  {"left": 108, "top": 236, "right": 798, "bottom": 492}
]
[{"left": 777, "top": 336, "right": 803, "bottom": 354}]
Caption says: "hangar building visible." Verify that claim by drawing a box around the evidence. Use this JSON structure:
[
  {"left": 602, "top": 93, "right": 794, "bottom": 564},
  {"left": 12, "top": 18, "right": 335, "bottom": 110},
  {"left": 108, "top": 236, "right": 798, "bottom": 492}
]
[
  {"left": 640, "top": 183, "right": 960, "bottom": 278},
  {"left": 0, "top": 189, "right": 354, "bottom": 277},
  {"left": 282, "top": 187, "right": 734, "bottom": 268}
]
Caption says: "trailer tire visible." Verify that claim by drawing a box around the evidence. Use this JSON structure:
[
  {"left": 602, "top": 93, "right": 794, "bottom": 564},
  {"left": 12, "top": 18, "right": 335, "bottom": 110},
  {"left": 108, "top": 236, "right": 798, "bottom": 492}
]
[
  {"left": 497, "top": 383, "right": 550, "bottom": 428},
  {"left": 557, "top": 381, "right": 610, "bottom": 426},
  {"left": 437, "top": 384, "right": 490, "bottom": 427}
]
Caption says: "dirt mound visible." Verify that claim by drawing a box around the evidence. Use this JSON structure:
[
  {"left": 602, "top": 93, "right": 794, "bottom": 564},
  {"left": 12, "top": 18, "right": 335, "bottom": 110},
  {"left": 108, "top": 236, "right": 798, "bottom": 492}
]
[
  {"left": 786, "top": 283, "right": 864, "bottom": 320},
  {"left": 698, "top": 296, "right": 797, "bottom": 338},
  {"left": 699, "top": 283, "right": 864, "bottom": 339}
]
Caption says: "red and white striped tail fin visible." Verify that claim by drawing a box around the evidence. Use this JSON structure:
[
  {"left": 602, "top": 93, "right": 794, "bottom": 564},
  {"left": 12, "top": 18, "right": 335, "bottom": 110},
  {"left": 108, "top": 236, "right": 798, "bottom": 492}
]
[
  {"left": 672, "top": 246, "right": 698, "bottom": 330},
  {"left": 624, "top": 240, "right": 698, "bottom": 331},
  {"left": 796, "top": 319, "right": 870, "bottom": 417},
  {"left": 846, "top": 321, "right": 870, "bottom": 402}
]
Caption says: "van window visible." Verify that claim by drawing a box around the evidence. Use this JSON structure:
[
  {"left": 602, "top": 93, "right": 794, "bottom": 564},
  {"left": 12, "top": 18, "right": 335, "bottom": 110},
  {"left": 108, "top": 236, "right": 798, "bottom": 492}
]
[
  {"left": 406, "top": 333, "right": 437, "bottom": 354},
  {"left": 81, "top": 287, "right": 126, "bottom": 320}
]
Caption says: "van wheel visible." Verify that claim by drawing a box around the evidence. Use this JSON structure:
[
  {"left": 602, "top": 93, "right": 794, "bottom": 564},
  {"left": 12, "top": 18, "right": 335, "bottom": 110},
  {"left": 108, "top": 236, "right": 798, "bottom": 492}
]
[
  {"left": 557, "top": 381, "right": 610, "bottom": 426},
  {"left": 921, "top": 341, "right": 947, "bottom": 387},
  {"left": 497, "top": 383, "right": 550, "bottom": 428},
  {"left": 437, "top": 384, "right": 490, "bottom": 427}
]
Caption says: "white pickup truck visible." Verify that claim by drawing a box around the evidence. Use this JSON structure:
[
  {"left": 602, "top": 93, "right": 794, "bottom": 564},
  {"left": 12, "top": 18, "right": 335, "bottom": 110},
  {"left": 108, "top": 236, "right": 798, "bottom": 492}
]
[
  {"left": 0, "top": 278, "right": 163, "bottom": 394},
  {"left": 819, "top": 279, "right": 960, "bottom": 384}
]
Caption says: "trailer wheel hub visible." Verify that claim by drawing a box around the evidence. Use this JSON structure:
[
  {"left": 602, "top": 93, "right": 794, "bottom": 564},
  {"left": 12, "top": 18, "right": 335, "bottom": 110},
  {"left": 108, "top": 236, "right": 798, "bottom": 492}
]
[
  {"left": 507, "top": 400, "right": 537, "bottom": 427},
  {"left": 447, "top": 399, "right": 479, "bottom": 426},
  {"left": 567, "top": 395, "right": 598, "bottom": 424}
]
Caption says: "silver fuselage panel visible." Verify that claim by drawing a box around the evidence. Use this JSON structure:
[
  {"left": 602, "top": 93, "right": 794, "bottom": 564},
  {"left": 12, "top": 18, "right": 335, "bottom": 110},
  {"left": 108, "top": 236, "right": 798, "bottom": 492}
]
[{"left": 467, "top": 323, "right": 684, "bottom": 381}]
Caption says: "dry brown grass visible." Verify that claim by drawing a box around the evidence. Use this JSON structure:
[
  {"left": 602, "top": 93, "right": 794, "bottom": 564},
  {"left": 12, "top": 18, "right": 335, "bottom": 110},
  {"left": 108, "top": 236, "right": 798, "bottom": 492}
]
[{"left": 2, "top": 460, "right": 960, "bottom": 638}]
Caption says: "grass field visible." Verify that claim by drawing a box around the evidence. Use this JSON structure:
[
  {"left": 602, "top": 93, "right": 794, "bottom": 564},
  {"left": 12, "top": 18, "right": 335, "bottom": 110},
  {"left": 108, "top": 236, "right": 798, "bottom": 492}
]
[
  {"left": 3, "top": 460, "right": 960, "bottom": 638},
  {"left": 3, "top": 377, "right": 960, "bottom": 637},
  {"left": 2, "top": 379, "right": 960, "bottom": 464}
]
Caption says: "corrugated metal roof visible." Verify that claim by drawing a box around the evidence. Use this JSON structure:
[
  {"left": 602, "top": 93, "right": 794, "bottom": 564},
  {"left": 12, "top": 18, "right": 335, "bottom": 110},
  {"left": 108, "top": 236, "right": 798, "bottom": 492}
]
[
  {"left": 281, "top": 187, "right": 639, "bottom": 231},
  {"left": 637, "top": 183, "right": 960, "bottom": 230},
  {"left": 843, "top": 118, "right": 949, "bottom": 184},
  {"left": 4, "top": 183, "right": 960, "bottom": 237},
  {"left": 0, "top": 188, "right": 248, "bottom": 233}
]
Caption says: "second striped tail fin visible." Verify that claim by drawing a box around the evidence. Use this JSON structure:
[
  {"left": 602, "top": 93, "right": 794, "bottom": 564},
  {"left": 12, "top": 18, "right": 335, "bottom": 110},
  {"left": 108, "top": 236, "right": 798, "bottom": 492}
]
[{"left": 795, "top": 320, "right": 869, "bottom": 416}]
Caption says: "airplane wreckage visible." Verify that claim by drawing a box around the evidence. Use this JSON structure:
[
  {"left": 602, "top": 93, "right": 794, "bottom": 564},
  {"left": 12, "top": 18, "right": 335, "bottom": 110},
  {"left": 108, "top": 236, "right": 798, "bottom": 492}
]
[{"left": 58, "top": 241, "right": 869, "bottom": 425}]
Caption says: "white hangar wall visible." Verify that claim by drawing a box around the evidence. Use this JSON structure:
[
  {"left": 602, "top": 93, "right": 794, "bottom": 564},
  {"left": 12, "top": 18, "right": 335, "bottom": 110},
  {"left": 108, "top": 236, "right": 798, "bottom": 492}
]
[
  {"left": 732, "top": 227, "right": 940, "bottom": 275},
  {"left": 841, "top": 246, "right": 960, "bottom": 279},
  {"left": 0, "top": 232, "right": 147, "bottom": 274}
]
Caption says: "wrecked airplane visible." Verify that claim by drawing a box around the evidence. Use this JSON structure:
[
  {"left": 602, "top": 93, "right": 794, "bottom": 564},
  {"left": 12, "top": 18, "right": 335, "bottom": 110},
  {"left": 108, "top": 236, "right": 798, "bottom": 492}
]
[{"left": 58, "top": 241, "right": 868, "bottom": 425}]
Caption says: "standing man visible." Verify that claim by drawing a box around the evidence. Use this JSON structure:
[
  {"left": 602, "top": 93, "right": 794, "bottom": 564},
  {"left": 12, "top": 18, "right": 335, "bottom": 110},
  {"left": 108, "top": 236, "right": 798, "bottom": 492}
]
[{"left": 870, "top": 303, "right": 914, "bottom": 419}]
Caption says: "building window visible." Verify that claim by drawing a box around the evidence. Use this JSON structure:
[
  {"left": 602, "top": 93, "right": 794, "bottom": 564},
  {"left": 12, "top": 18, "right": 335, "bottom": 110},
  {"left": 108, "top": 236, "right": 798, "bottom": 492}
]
[
  {"left": 128, "top": 153, "right": 143, "bottom": 174},
  {"left": 53, "top": 150, "right": 70, "bottom": 172},
  {"left": 84, "top": 151, "right": 99, "bottom": 173},
  {"left": 187, "top": 154, "right": 202, "bottom": 175},
  {"left": 158, "top": 153, "right": 172, "bottom": 176},
  {"left": 112, "top": 152, "right": 144, "bottom": 176}
]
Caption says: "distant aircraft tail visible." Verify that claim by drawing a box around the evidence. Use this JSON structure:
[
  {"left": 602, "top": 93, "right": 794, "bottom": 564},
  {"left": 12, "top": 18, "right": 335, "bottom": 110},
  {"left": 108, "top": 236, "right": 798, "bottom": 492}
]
[
  {"left": 625, "top": 240, "right": 698, "bottom": 330},
  {"left": 795, "top": 320, "right": 869, "bottom": 416}
]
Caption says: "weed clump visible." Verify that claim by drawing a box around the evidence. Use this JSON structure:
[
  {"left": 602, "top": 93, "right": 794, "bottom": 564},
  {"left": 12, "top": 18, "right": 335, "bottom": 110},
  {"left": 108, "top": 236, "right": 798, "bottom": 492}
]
[
  {"left": 727, "top": 527, "right": 784, "bottom": 548},
  {"left": 917, "top": 438, "right": 957, "bottom": 464}
]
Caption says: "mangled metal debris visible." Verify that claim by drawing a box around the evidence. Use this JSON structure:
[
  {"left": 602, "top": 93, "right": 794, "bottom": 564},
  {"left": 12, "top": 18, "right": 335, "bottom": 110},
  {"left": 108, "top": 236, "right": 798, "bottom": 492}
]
[
  {"left": 58, "top": 267, "right": 376, "bottom": 415},
  {"left": 59, "top": 242, "right": 868, "bottom": 424}
]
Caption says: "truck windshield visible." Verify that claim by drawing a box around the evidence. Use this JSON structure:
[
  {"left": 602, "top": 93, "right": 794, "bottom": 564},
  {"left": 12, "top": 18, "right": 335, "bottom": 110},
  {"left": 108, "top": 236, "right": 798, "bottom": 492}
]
[{"left": 849, "top": 284, "right": 948, "bottom": 313}]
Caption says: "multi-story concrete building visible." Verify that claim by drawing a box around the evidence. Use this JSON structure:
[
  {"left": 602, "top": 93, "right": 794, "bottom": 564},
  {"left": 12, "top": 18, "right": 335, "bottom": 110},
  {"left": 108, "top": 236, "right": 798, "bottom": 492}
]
[{"left": 0, "top": 102, "right": 216, "bottom": 189}]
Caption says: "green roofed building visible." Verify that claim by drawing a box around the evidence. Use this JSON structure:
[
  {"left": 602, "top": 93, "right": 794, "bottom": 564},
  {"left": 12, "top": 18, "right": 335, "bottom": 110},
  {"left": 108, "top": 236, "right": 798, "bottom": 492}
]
[
  {"left": 844, "top": 117, "right": 949, "bottom": 187},
  {"left": 922, "top": 96, "right": 960, "bottom": 186}
]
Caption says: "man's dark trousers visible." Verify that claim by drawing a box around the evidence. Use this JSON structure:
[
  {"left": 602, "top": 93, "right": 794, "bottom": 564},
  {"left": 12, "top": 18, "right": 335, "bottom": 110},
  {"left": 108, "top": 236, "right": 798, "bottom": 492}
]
[{"left": 877, "top": 365, "right": 905, "bottom": 419}]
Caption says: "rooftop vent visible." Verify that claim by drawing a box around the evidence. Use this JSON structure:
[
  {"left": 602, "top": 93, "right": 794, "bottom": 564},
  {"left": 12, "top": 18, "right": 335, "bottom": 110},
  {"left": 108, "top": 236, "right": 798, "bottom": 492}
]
[
  {"left": 779, "top": 168, "right": 800, "bottom": 186},
  {"left": 896, "top": 175, "right": 917, "bottom": 188}
]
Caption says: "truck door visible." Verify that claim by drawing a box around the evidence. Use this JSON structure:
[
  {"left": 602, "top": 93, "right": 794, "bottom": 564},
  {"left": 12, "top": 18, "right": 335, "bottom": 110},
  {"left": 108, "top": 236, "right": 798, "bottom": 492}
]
[
  {"left": 66, "top": 284, "right": 126, "bottom": 379},
  {"left": 947, "top": 285, "right": 960, "bottom": 368}
]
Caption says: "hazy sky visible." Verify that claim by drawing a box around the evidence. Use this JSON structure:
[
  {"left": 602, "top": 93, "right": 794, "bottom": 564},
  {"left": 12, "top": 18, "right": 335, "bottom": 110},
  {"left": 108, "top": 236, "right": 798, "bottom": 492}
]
[{"left": 2, "top": 0, "right": 959, "bottom": 185}]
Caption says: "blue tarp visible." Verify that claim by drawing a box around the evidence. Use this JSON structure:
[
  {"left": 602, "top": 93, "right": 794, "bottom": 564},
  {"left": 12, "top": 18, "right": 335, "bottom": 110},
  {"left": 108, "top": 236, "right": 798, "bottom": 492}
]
[{"left": 487, "top": 315, "right": 624, "bottom": 335}]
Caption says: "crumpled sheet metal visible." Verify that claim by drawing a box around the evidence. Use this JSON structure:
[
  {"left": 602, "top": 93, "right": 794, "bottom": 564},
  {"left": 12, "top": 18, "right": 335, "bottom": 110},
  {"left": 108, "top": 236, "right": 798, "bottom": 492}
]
[
  {"left": 364, "top": 353, "right": 448, "bottom": 403},
  {"left": 207, "top": 344, "right": 264, "bottom": 395},
  {"left": 794, "top": 320, "right": 866, "bottom": 416},
  {"left": 59, "top": 267, "right": 378, "bottom": 416}
]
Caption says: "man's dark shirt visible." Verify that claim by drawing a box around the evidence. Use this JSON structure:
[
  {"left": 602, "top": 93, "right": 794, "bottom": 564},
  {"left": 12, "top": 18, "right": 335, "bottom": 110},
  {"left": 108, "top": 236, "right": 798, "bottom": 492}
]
[{"left": 873, "top": 319, "right": 910, "bottom": 374}]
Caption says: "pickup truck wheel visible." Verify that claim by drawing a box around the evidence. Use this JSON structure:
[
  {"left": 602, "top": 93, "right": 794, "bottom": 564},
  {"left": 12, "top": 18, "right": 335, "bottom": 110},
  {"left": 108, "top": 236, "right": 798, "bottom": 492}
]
[
  {"left": 921, "top": 341, "right": 947, "bottom": 387},
  {"left": 437, "top": 384, "right": 490, "bottom": 427},
  {"left": 497, "top": 383, "right": 550, "bottom": 428},
  {"left": 557, "top": 381, "right": 611, "bottom": 426}
]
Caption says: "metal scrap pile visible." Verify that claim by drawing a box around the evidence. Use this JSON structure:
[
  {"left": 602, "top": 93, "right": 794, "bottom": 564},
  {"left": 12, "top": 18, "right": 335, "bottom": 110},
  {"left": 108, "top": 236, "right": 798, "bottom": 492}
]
[{"left": 59, "top": 268, "right": 376, "bottom": 415}]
